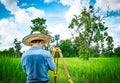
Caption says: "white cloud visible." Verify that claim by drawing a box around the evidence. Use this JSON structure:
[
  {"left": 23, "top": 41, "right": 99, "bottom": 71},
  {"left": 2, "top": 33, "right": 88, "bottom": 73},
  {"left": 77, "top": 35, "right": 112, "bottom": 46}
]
[
  {"left": 47, "top": 24, "right": 72, "bottom": 40},
  {"left": 104, "top": 16, "right": 120, "bottom": 47},
  {"left": 115, "top": 24, "right": 120, "bottom": 31},
  {"left": 95, "top": 0, "right": 120, "bottom": 11},
  {"left": 44, "top": 0, "right": 53, "bottom": 3},
  {"left": 14, "top": 9, "right": 29, "bottom": 24},
  {"left": 60, "top": 0, "right": 74, "bottom": 5},
  {"left": 60, "top": 0, "right": 89, "bottom": 23},
  {"left": 110, "top": 31, "right": 120, "bottom": 48},
  {"left": 105, "top": 16, "right": 120, "bottom": 32},
  {"left": 114, "top": 38, "right": 120, "bottom": 47},
  {"left": 65, "top": 4, "right": 81, "bottom": 22},
  {"left": 14, "top": 7, "right": 45, "bottom": 24},
  {"left": 0, "top": 19, "right": 19, "bottom": 50},
  {"left": 44, "top": 0, "right": 59, "bottom": 3},
  {"left": 20, "top": 3, "right": 27, "bottom": 7},
  {"left": 26, "top": 7, "right": 45, "bottom": 18},
  {"left": 0, "top": 0, "right": 45, "bottom": 51},
  {"left": 0, "top": 0, "right": 20, "bottom": 14}
]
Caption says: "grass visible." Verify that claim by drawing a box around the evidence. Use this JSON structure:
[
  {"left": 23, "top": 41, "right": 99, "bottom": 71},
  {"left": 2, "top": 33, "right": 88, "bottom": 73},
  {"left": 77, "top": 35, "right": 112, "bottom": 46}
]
[
  {"left": 0, "top": 56, "right": 120, "bottom": 83},
  {"left": 49, "top": 57, "right": 120, "bottom": 83},
  {"left": 0, "top": 56, "right": 26, "bottom": 83}
]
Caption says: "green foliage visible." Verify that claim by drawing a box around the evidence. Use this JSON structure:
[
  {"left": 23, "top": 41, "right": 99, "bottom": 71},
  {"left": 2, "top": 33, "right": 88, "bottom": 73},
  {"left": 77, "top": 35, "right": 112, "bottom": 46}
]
[
  {"left": 60, "top": 39, "right": 74, "bottom": 57},
  {"left": 72, "top": 36, "right": 81, "bottom": 56},
  {"left": 89, "top": 46, "right": 99, "bottom": 57},
  {"left": 0, "top": 56, "right": 26, "bottom": 83},
  {"left": 0, "top": 56, "right": 120, "bottom": 83},
  {"left": 77, "top": 33, "right": 89, "bottom": 59},
  {"left": 68, "top": 5, "right": 114, "bottom": 59},
  {"left": 114, "top": 46, "right": 120, "bottom": 56},
  {"left": 14, "top": 38, "right": 22, "bottom": 57},
  {"left": 0, "top": 48, "right": 15, "bottom": 57},
  {"left": 30, "top": 17, "right": 50, "bottom": 35}
]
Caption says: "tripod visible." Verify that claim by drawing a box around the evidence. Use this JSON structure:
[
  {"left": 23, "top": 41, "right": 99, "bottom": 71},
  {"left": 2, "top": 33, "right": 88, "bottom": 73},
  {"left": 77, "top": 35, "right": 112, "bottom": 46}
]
[{"left": 52, "top": 47, "right": 73, "bottom": 83}]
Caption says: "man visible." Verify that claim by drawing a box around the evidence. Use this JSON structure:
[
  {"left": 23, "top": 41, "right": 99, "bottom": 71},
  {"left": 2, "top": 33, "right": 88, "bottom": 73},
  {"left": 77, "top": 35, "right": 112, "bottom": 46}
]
[{"left": 21, "top": 32, "right": 56, "bottom": 83}]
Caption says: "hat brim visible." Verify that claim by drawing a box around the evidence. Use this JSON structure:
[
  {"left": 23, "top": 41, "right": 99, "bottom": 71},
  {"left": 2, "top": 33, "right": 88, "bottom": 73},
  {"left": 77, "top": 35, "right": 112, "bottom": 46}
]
[{"left": 22, "top": 33, "right": 51, "bottom": 46}]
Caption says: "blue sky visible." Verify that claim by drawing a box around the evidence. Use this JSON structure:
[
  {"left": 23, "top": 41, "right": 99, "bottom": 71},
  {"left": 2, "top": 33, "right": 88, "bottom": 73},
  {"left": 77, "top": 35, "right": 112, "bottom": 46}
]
[{"left": 0, "top": 0, "right": 120, "bottom": 51}]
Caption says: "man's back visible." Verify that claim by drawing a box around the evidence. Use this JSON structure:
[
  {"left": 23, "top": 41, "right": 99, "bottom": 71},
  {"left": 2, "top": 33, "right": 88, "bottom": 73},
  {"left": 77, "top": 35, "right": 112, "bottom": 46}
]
[{"left": 21, "top": 46, "right": 56, "bottom": 83}]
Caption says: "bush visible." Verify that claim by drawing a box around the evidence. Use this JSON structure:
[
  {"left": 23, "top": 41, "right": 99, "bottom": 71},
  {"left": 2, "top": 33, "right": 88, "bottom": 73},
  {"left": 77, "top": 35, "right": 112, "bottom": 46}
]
[{"left": 114, "top": 46, "right": 120, "bottom": 56}]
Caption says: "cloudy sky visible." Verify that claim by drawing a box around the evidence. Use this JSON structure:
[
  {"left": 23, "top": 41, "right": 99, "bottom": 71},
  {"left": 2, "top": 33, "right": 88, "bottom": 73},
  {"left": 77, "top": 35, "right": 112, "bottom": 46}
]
[{"left": 0, "top": 0, "right": 120, "bottom": 51}]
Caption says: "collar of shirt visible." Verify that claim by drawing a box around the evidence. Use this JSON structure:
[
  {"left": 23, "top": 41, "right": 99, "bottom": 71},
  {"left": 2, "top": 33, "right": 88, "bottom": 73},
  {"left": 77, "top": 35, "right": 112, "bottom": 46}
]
[{"left": 29, "top": 46, "right": 42, "bottom": 50}]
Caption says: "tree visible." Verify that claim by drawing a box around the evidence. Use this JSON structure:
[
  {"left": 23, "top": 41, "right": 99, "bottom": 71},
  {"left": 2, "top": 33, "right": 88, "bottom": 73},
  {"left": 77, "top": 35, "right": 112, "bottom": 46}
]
[
  {"left": 8, "top": 47, "right": 15, "bottom": 57},
  {"left": 114, "top": 46, "right": 120, "bottom": 56},
  {"left": 30, "top": 17, "right": 53, "bottom": 50},
  {"left": 89, "top": 46, "right": 99, "bottom": 57},
  {"left": 102, "top": 36, "right": 114, "bottom": 56},
  {"left": 60, "top": 39, "right": 74, "bottom": 57},
  {"left": 73, "top": 36, "right": 81, "bottom": 56},
  {"left": 78, "top": 33, "right": 90, "bottom": 59},
  {"left": 0, "top": 47, "right": 15, "bottom": 57},
  {"left": 14, "top": 38, "right": 22, "bottom": 57},
  {"left": 68, "top": 5, "right": 114, "bottom": 59},
  {"left": 30, "top": 17, "right": 50, "bottom": 35}
]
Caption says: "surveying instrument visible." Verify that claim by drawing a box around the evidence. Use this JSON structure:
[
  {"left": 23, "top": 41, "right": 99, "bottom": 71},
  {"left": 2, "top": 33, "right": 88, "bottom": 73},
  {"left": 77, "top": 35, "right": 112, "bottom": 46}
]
[{"left": 52, "top": 35, "right": 73, "bottom": 83}]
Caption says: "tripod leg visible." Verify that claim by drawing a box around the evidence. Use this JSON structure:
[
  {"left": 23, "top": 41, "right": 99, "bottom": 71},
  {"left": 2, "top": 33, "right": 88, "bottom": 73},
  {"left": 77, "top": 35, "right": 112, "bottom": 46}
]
[
  {"left": 52, "top": 48, "right": 73, "bottom": 83},
  {"left": 53, "top": 52, "right": 59, "bottom": 83},
  {"left": 59, "top": 51, "right": 73, "bottom": 83}
]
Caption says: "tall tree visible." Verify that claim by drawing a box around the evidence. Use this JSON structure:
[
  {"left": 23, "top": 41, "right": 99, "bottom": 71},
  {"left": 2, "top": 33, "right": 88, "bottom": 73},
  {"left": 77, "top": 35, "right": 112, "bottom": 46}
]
[
  {"left": 30, "top": 17, "right": 50, "bottom": 35},
  {"left": 69, "top": 5, "right": 114, "bottom": 59},
  {"left": 14, "top": 38, "right": 22, "bottom": 57}
]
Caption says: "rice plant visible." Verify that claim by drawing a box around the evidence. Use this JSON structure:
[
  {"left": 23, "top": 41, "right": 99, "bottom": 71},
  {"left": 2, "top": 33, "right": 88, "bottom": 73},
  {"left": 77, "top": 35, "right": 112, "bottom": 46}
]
[{"left": 0, "top": 56, "right": 120, "bottom": 83}]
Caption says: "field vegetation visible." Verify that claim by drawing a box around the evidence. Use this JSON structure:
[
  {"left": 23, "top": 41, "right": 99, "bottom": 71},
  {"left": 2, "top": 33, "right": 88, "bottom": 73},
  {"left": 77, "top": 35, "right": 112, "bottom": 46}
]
[{"left": 0, "top": 56, "right": 120, "bottom": 83}]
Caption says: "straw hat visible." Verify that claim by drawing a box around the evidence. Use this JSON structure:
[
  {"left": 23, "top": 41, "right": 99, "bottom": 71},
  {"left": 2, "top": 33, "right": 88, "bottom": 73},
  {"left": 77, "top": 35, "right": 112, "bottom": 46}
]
[{"left": 22, "top": 32, "right": 51, "bottom": 46}]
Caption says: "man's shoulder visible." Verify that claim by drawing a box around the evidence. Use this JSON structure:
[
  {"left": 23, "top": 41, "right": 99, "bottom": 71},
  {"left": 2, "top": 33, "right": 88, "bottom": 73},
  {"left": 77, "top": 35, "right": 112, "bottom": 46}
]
[
  {"left": 42, "top": 49, "right": 50, "bottom": 55},
  {"left": 22, "top": 48, "right": 51, "bottom": 57}
]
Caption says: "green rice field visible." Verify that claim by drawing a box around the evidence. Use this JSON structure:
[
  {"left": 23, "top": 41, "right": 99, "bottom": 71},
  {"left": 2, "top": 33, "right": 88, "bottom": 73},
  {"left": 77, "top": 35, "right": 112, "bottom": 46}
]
[{"left": 0, "top": 56, "right": 120, "bottom": 83}]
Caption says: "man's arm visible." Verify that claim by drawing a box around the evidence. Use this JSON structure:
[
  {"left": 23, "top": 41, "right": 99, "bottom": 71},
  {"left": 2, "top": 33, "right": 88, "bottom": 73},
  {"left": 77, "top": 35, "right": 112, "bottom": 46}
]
[
  {"left": 47, "top": 52, "right": 56, "bottom": 71},
  {"left": 21, "top": 56, "right": 26, "bottom": 73}
]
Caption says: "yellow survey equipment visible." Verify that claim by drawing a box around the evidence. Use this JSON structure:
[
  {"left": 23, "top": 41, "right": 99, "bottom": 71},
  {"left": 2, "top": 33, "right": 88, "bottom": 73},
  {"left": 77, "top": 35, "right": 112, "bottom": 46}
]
[{"left": 52, "top": 35, "right": 73, "bottom": 83}]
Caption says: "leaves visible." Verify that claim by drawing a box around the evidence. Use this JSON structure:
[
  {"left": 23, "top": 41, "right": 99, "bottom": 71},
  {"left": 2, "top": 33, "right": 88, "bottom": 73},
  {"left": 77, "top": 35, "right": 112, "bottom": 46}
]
[
  {"left": 68, "top": 5, "right": 114, "bottom": 58},
  {"left": 104, "top": 32, "right": 108, "bottom": 36},
  {"left": 30, "top": 17, "right": 48, "bottom": 35},
  {"left": 60, "top": 39, "right": 74, "bottom": 57}
]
